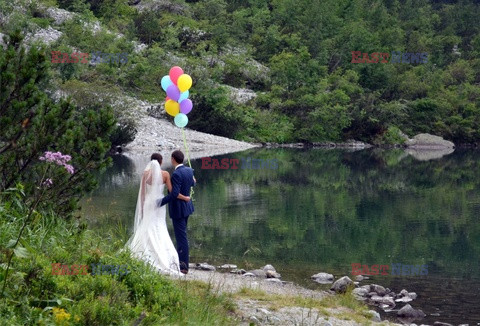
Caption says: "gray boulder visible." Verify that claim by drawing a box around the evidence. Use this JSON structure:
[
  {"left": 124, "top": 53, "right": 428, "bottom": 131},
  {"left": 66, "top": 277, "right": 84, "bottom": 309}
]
[
  {"left": 406, "top": 133, "right": 455, "bottom": 149},
  {"left": 195, "top": 263, "right": 216, "bottom": 271},
  {"left": 330, "top": 276, "right": 354, "bottom": 293},
  {"left": 262, "top": 264, "right": 276, "bottom": 272},
  {"left": 360, "top": 284, "right": 372, "bottom": 291},
  {"left": 433, "top": 322, "right": 454, "bottom": 326},
  {"left": 396, "top": 290, "right": 417, "bottom": 302},
  {"left": 371, "top": 284, "right": 387, "bottom": 296},
  {"left": 218, "top": 264, "right": 237, "bottom": 270},
  {"left": 371, "top": 295, "right": 395, "bottom": 307},
  {"left": 249, "top": 269, "right": 267, "bottom": 278},
  {"left": 265, "top": 270, "right": 281, "bottom": 279},
  {"left": 243, "top": 272, "right": 256, "bottom": 277},
  {"left": 311, "top": 272, "right": 334, "bottom": 283},
  {"left": 355, "top": 275, "right": 368, "bottom": 281},
  {"left": 352, "top": 287, "right": 369, "bottom": 297},
  {"left": 230, "top": 268, "right": 246, "bottom": 274},
  {"left": 397, "top": 304, "right": 426, "bottom": 318}
]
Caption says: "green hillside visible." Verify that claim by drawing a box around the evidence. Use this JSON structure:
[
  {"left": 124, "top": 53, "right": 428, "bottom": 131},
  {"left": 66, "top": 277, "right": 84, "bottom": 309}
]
[{"left": 1, "top": 0, "right": 480, "bottom": 144}]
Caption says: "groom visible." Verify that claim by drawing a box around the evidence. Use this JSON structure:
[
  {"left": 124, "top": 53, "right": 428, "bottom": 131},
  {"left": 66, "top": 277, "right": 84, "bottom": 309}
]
[{"left": 157, "top": 150, "right": 195, "bottom": 274}]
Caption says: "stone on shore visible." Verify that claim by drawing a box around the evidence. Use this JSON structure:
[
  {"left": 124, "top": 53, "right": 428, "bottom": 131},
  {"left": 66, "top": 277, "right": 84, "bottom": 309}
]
[
  {"left": 311, "top": 272, "right": 334, "bottom": 284},
  {"left": 262, "top": 264, "right": 276, "bottom": 272},
  {"left": 243, "top": 272, "right": 256, "bottom": 277},
  {"left": 265, "top": 270, "right": 281, "bottom": 279},
  {"left": 406, "top": 133, "right": 455, "bottom": 149},
  {"left": 218, "top": 264, "right": 237, "bottom": 270},
  {"left": 371, "top": 284, "right": 387, "bottom": 296},
  {"left": 195, "top": 263, "right": 216, "bottom": 271},
  {"left": 352, "top": 287, "right": 369, "bottom": 296},
  {"left": 330, "top": 276, "right": 354, "bottom": 293},
  {"left": 230, "top": 268, "right": 246, "bottom": 274},
  {"left": 370, "top": 295, "right": 395, "bottom": 307},
  {"left": 249, "top": 269, "right": 267, "bottom": 278},
  {"left": 397, "top": 304, "right": 426, "bottom": 318}
]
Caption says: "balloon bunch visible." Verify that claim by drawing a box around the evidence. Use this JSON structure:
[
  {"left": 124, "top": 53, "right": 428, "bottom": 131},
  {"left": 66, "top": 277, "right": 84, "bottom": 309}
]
[{"left": 161, "top": 66, "right": 193, "bottom": 128}]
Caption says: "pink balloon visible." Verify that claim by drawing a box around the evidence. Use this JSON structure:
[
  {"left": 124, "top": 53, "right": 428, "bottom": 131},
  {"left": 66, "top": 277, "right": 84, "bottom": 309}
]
[
  {"left": 166, "top": 85, "right": 181, "bottom": 101},
  {"left": 169, "top": 66, "right": 184, "bottom": 85},
  {"left": 180, "top": 99, "right": 193, "bottom": 114}
]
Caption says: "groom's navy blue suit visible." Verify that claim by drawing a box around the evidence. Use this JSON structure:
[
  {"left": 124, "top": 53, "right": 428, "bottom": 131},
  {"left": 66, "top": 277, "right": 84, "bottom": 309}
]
[{"left": 159, "top": 165, "right": 195, "bottom": 271}]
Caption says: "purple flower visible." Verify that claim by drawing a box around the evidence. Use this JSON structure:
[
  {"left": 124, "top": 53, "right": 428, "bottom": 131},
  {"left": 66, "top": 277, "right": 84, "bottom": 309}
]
[
  {"left": 64, "top": 164, "right": 75, "bottom": 174},
  {"left": 39, "top": 151, "right": 75, "bottom": 174}
]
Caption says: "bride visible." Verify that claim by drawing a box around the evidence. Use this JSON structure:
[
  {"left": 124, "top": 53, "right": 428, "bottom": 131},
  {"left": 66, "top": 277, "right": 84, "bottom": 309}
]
[{"left": 126, "top": 153, "right": 190, "bottom": 275}]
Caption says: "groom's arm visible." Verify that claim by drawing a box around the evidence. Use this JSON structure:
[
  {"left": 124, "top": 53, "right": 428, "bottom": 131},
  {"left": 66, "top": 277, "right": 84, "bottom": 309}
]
[{"left": 159, "top": 172, "right": 181, "bottom": 206}]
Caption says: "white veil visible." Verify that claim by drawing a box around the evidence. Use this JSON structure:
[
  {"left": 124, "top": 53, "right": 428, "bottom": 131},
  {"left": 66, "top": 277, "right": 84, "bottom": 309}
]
[
  {"left": 132, "top": 160, "right": 163, "bottom": 233},
  {"left": 125, "top": 160, "right": 181, "bottom": 276}
]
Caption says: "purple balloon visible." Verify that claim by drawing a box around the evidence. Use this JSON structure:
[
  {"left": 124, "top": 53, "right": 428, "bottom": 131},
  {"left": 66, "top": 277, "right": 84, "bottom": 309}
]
[
  {"left": 180, "top": 99, "right": 193, "bottom": 114},
  {"left": 166, "top": 85, "right": 181, "bottom": 101}
]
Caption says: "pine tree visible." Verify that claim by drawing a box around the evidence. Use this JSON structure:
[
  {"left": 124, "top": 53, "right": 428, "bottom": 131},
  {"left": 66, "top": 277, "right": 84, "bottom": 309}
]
[{"left": 0, "top": 31, "right": 115, "bottom": 216}]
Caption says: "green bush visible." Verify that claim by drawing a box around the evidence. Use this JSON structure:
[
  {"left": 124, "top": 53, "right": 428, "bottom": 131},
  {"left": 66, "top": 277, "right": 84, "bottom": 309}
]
[{"left": 377, "top": 126, "right": 408, "bottom": 145}]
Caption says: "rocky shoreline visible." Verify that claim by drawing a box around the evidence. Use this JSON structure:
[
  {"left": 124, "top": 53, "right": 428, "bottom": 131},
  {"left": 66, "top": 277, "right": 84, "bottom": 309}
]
[
  {"left": 175, "top": 263, "right": 387, "bottom": 326},
  {"left": 170, "top": 262, "right": 461, "bottom": 326},
  {"left": 261, "top": 133, "right": 455, "bottom": 151}
]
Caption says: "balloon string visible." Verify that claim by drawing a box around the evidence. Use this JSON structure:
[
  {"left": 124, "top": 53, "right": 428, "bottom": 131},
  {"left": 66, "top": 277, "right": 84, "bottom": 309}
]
[
  {"left": 182, "top": 128, "right": 192, "bottom": 168},
  {"left": 182, "top": 128, "right": 194, "bottom": 200}
]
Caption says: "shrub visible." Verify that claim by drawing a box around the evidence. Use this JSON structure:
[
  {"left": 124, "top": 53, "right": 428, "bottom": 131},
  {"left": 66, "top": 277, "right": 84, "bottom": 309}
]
[{"left": 0, "top": 31, "right": 115, "bottom": 216}]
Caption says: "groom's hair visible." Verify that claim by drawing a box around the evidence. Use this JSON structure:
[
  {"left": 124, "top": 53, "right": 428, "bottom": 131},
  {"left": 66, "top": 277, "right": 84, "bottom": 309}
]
[
  {"left": 151, "top": 153, "right": 163, "bottom": 164},
  {"left": 171, "top": 150, "right": 184, "bottom": 164}
]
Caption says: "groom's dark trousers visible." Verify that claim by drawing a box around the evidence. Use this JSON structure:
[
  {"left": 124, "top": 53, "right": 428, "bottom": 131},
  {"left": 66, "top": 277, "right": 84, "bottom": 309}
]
[{"left": 160, "top": 165, "right": 195, "bottom": 271}]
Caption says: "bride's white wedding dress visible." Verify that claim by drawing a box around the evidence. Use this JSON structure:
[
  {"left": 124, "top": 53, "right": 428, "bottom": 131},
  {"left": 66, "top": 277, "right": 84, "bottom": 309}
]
[{"left": 126, "top": 160, "right": 181, "bottom": 275}]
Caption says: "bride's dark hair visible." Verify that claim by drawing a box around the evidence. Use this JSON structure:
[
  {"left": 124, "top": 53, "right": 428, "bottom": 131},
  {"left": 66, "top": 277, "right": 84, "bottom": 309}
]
[{"left": 151, "top": 153, "right": 163, "bottom": 164}]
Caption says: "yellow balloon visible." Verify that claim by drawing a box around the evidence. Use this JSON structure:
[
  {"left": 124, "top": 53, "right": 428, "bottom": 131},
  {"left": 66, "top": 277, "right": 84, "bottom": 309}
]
[
  {"left": 165, "top": 99, "right": 180, "bottom": 116},
  {"left": 177, "top": 74, "right": 192, "bottom": 92}
]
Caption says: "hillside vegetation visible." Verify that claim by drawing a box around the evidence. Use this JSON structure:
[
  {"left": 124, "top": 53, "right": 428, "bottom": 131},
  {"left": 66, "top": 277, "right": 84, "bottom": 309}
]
[{"left": 1, "top": 0, "right": 480, "bottom": 145}]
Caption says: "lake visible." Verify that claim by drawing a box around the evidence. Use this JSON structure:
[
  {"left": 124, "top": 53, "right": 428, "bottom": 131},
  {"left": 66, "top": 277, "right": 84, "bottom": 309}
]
[{"left": 82, "top": 148, "right": 480, "bottom": 325}]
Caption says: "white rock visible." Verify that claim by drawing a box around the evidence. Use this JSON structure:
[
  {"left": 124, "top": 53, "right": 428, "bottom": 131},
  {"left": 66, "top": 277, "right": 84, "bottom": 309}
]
[
  {"left": 311, "top": 272, "right": 334, "bottom": 283},
  {"left": 262, "top": 264, "right": 276, "bottom": 272}
]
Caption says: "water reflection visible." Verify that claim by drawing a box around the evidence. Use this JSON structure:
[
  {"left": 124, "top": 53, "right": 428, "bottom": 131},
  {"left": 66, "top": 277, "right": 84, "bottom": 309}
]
[{"left": 82, "top": 148, "right": 480, "bottom": 324}]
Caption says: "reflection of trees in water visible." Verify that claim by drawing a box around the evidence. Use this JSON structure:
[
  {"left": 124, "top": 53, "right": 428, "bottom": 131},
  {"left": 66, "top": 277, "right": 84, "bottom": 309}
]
[
  {"left": 87, "top": 149, "right": 480, "bottom": 280},
  {"left": 189, "top": 149, "right": 480, "bottom": 279},
  {"left": 96, "top": 155, "right": 137, "bottom": 192}
]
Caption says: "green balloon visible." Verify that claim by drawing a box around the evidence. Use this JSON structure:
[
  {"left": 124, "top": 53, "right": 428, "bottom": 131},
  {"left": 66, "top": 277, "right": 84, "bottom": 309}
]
[{"left": 174, "top": 113, "right": 188, "bottom": 128}]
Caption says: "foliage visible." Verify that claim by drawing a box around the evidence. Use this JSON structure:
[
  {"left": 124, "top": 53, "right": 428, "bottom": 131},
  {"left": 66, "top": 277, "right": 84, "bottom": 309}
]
[
  {"left": 2, "top": 0, "right": 480, "bottom": 144},
  {"left": 0, "top": 31, "right": 115, "bottom": 216},
  {"left": 0, "top": 187, "right": 235, "bottom": 325}
]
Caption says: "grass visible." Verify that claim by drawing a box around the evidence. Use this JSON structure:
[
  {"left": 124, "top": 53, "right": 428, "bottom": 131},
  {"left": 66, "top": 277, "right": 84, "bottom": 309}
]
[{"left": 0, "top": 201, "right": 236, "bottom": 325}]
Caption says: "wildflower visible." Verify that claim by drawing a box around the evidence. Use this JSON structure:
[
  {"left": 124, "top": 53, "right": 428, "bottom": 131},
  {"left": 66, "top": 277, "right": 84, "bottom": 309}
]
[
  {"left": 52, "top": 307, "right": 71, "bottom": 324},
  {"left": 64, "top": 164, "right": 75, "bottom": 175},
  {"left": 42, "top": 178, "right": 53, "bottom": 187},
  {"left": 39, "top": 151, "right": 75, "bottom": 174}
]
